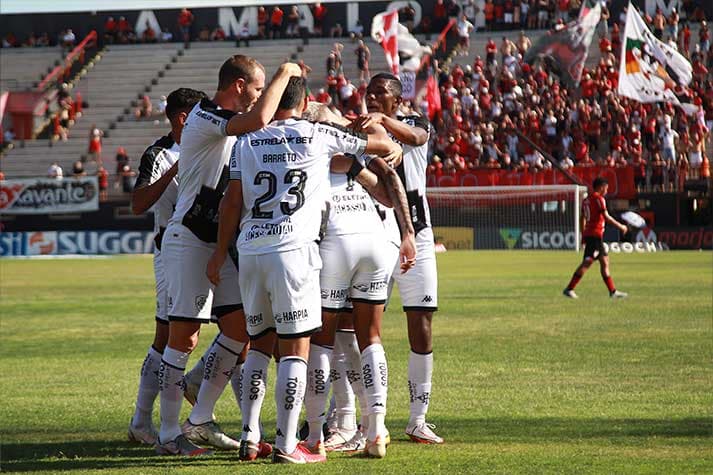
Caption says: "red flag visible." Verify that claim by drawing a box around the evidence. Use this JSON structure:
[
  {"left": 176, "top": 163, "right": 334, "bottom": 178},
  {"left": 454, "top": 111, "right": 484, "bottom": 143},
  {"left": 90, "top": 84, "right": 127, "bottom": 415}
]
[
  {"left": 372, "top": 10, "right": 399, "bottom": 74},
  {"left": 426, "top": 75, "right": 441, "bottom": 120}
]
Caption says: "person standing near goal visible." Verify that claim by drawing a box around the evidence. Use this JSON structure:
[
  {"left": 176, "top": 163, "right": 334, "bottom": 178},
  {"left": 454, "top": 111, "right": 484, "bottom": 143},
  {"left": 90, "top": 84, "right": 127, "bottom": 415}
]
[
  {"left": 156, "top": 56, "right": 302, "bottom": 456},
  {"left": 127, "top": 87, "right": 207, "bottom": 446},
  {"left": 206, "top": 77, "right": 406, "bottom": 463},
  {"left": 563, "top": 177, "right": 628, "bottom": 299},
  {"left": 352, "top": 73, "right": 443, "bottom": 444}
]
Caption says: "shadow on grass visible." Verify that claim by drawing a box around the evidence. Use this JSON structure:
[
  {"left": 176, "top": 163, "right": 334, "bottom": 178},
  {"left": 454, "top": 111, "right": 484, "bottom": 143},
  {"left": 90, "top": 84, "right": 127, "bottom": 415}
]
[{"left": 3, "top": 417, "right": 711, "bottom": 472}]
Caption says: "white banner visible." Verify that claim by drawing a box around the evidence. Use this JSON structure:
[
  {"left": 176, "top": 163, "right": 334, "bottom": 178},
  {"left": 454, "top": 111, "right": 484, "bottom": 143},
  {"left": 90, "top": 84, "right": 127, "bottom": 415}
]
[
  {"left": 618, "top": 5, "right": 692, "bottom": 106},
  {"left": 400, "top": 71, "right": 416, "bottom": 100},
  {"left": 0, "top": 177, "right": 99, "bottom": 215}
]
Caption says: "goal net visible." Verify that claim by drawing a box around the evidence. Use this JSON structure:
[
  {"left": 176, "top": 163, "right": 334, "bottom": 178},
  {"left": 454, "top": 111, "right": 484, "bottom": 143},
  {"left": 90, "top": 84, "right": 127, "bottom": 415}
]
[{"left": 427, "top": 185, "right": 588, "bottom": 251}]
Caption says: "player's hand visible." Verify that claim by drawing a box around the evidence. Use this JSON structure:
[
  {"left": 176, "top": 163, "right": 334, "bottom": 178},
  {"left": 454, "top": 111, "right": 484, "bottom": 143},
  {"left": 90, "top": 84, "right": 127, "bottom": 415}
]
[
  {"left": 279, "top": 62, "right": 303, "bottom": 78},
  {"left": 399, "top": 233, "right": 417, "bottom": 274},
  {"left": 383, "top": 142, "right": 403, "bottom": 167},
  {"left": 620, "top": 224, "right": 629, "bottom": 234},
  {"left": 350, "top": 112, "right": 384, "bottom": 131},
  {"left": 206, "top": 251, "right": 227, "bottom": 286}
]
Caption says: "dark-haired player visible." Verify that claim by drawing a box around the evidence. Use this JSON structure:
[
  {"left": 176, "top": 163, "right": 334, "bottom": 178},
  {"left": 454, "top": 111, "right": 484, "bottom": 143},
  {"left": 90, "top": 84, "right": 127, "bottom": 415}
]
[
  {"left": 156, "top": 56, "right": 302, "bottom": 456},
  {"left": 207, "top": 77, "right": 405, "bottom": 463},
  {"left": 352, "top": 73, "right": 443, "bottom": 444},
  {"left": 128, "top": 87, "right": 207, "bottom": 446},
  {"left": 564, "top": 177, "right": 628, "bottom": 299}
]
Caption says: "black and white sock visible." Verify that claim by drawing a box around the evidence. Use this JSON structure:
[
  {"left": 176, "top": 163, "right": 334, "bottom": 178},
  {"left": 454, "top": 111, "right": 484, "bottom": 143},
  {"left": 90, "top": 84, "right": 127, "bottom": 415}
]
[
  {"left": 305, "top": 344, "right": 332, "bottom": 445},
  {"left": 361, "top": 343, "right": 388, "bottom": 441},
  {"left": 158, "top": 347, "right": 189, "bottom": 443},
  {"left": 132, "top": 346, "right": 162, "bottom": 429},
  {"left": 408, "top": 351, "right": 433, "bottom": 427},
  {"left": 240, "top": 350, "right": 270, "bottom": 444},
  {"left": 189, "top": 334, "right": 244, "bottom": 425},
  {"left": 275, "top": 356, "right": 307, "bottom": 454}
]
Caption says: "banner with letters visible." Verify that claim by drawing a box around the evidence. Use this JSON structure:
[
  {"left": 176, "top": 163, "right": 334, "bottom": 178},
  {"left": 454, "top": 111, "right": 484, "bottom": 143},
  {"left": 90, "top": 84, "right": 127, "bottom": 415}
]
[
  {"left": 0, "top": 231, "right": 155, "bottom": 256},
  {"left": 0, "top": 177, "right": 99, "bottom": 215}
]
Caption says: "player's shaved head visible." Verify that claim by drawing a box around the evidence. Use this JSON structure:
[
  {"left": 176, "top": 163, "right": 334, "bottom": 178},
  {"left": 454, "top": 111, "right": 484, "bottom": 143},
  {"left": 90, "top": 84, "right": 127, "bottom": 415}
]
[
  {"left": 303, "top": 101, "right": 349, "bottom": 126},
  {"left": 278, "top": 77, "right": 307, "bottom": 111},
  {"left": 165, "top": 88, "right": 207, "bottom": 120},
  {"left": 370, "top": 72, "right": 403, "bottom": 98},
  {"left": 217, "top": 55, "right": 264, "bottom": 91}
]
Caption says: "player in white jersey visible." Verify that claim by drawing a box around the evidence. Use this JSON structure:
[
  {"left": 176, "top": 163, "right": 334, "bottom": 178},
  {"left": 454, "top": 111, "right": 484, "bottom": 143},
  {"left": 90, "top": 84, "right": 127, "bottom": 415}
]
[
  {"left": 127, "top": 88, "right": 207, "bottom": 446},
  {"left": 298, "top": 104, "right": 415, "bottom": 458},
  {"left": 156, "top": 56, "right": 302, "bottom": 457},
  {"left": 206, "top": 77, "right": 407, "bottom": 464},
  {"left": 353, "top": 73, "right": 443, "bottom": 444}
]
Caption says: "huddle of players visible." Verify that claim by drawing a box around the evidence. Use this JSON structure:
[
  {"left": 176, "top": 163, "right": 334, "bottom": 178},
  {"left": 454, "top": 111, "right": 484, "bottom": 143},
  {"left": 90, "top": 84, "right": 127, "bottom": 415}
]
[{"left": 128, "top": 54, "right": 442, "bottom": 464}]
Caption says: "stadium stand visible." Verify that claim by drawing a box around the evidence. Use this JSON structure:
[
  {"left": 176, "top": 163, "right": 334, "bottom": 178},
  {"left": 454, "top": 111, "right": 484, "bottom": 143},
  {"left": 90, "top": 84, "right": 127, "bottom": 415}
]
[{"left": 0, "top": 47, "right": 65, "bottom": 92}]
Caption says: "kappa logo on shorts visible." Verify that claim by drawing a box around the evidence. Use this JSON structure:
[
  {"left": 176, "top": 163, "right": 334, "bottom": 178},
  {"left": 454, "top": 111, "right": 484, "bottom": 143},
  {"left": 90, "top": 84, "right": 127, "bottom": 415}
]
[
  {"left": 422, "top": 295, "right": 433, "bottom": 303},
  {"left": 195, "top": 295, "right": 208, "bottom": 312}
]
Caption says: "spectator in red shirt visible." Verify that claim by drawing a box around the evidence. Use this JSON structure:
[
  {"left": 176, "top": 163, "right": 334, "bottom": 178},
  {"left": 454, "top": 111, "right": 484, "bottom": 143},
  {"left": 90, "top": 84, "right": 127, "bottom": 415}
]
[
  {"left": 97, "top": 165, "right": 109, "bottom": 201},
  {"left": 178, "top": 9, "right": 194, "bottom": 45},
  {"left": 312, "top": 3, "right": 327, "bottom": 37},
  {"left": 257, "top": 6, "right": 268, "bottom": 38},
  {"left": 104, "top": 17, "right": 116, "bottom": 44},
  {"left": 270, "top": 6, "right": 284, "bottom": 39},
  {"left": 118, "top": 16, "right": 130, "bottom": 34},
  {"left": 485, "top": 37, "right": 497, "bottom": 66}
]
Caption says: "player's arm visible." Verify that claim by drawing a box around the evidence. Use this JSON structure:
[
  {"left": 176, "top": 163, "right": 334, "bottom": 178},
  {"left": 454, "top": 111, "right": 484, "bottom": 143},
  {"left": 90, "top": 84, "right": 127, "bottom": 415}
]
[
  {"left": 354, "top": 113, "right": 429, "bottom": 146},
  {"left": 604, "top": 210, "right": 628, "bottom": 234},
  {"left": 225, "top": 62, "right": 302, "bottom": 136},
  {"left": 330, "top": 154, "right": 393, "bottom": 207},
  {"left": 367, "top": 156, "right": 416, "bottom": 273},
  {"left": 363, "top": 126, "right": 403, "bottom": 166},
  {"left": 131, "top": 149, "right": 178, "bottom": 215},
  {"left": 207, "top": 180, "right": 243, "bottom": 286}
]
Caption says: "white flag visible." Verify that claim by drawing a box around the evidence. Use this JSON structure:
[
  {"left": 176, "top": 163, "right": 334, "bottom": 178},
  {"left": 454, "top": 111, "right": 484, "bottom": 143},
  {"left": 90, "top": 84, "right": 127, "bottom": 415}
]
[{"left": 617, "top": 3, "right": 693, "bottom": 109}]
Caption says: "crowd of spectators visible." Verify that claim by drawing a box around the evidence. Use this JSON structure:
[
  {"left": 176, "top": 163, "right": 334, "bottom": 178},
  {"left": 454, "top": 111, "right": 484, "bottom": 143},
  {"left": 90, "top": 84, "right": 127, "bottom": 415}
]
[{"left": 418, "top": 13, "right": 712, "bottom": 191}]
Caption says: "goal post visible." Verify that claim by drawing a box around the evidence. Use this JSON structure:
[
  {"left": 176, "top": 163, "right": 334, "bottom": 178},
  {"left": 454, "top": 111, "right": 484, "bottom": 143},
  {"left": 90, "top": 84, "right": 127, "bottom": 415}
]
[{"left": 427, "top": 185, "right": 588, "bottom": 251}]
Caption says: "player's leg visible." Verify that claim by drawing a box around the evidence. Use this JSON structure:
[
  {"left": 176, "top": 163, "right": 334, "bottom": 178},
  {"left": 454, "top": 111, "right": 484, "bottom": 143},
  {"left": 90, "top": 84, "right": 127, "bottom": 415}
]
[
  {"left": 129, "top": 320, "right": 168, "bottom": 444},
  {"left": 182, "top": 332, "right": 212, "bottom": 405},
  {"left": 325, "top": 319, "right": 359, "bottom": 451},
  {"left": 269, "top": 244, "right": 326, "bottom": 464},
  {"left": 156, "top": 226, "right": 216, "bottom": 456},
  {"left": 395, "top": 229, "right": 442, "bottom": 444},
  {"left": 564, "top": 237, "right": 596, "bottom": 298},
  {"left": 239, "top": 333, "right": 275, "bottom": 461},
  {"left": 129, "top": 251, "right": 170, "bottom": 444},
  {"left": 304, "top": 311, "right": 337, "bottom": 450},
  {"left": 599, "top": 251, "right": 627, "bottom": 298},
  {"left": 236, "top": 254, "right": 275, "bottom": 461},
  {"left": 184, "top": 256, "right": 247, "bottom": 450},
  {"left": 304, "top": 235, "right": 351, "bottom": 451},
  {"left": 352, "top": 300, "right": 389, "bottom": 458},
  {"left": 157, "top": 320, "right": 210, "bottom": 456},
  {"left": 229, "top": 344, "right": 249, "bottom": 409}
]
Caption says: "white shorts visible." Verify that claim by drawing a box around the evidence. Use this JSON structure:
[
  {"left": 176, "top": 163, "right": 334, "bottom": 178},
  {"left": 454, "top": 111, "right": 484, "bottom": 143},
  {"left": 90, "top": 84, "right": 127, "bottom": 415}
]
[
  {"left": 154, "top": 250, "right": 169, "bottom": 323},
  {"left": 163, "top": 223, "right": 242, "bottom": 323},
  {"left": 391, "top": 227, "right": 438, "bottom": 311},
  {"left": 689, "top": 151, "right": 702, "bottom": 168},
  {"left": 319, "top": 233, "right": 400, "bottom": 311},
  {"left": 239, "top": 243, "right": 323, "bottom": 339}
]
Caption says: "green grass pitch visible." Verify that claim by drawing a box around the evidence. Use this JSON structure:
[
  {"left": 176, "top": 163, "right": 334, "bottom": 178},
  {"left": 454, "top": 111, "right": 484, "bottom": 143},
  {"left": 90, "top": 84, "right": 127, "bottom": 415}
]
[{"left": 1, "top": 251, "right": 711, "bottom": 474}]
